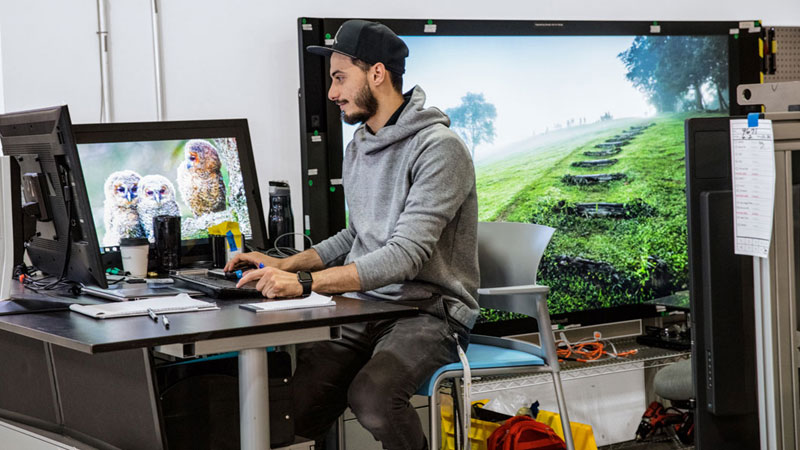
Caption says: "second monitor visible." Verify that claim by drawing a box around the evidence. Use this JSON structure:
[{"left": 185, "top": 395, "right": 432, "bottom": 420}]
[{"left": 72, "top": 119, "right": 268, "bottom": 263}]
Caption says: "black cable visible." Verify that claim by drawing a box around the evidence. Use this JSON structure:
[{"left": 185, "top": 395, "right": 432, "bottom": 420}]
[
  {"left": 265, "top": 247, "right": 301, "bottom": 258},
  {"left": 106, "top": 276, "right": 127, "bottom": 286},
  {"left": 31, "top": 165, "right": 75, "bottom": 292},
  {"left": 21, "top": 276, "right": 81, "bottom": 294},
  {"left": 267, "top": 232, "right": 313, "bottom": 258},
  {"left": 54, "top": 176, "right": 74, "bottom": 283}
]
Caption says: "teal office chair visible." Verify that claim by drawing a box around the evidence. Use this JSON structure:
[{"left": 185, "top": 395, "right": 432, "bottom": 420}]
[{"left": 418, "top": 221, "right": 575, "bottom": 450}]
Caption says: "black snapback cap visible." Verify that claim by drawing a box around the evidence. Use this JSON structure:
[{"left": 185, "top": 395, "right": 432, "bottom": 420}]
[{"left": 307, "top": 20, "right": 409, "bottom": 74}]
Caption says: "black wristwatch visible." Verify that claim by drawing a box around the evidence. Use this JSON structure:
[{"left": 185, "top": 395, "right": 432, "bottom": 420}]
[{"left": 297, "top": 271, "right": 313, "bottom": 297}]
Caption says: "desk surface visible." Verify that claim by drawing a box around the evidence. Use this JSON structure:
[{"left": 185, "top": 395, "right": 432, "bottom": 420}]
[{"left": 0, "top": 286, "right": 417, "bottom": 354}]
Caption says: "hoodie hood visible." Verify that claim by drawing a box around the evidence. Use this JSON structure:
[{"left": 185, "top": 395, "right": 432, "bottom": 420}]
[{"left": 350, "top": 85, "right": 451, "bottom": 155}]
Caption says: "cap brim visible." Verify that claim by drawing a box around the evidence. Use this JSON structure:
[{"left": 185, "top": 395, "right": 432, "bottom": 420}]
[
  {"left": 306, "top": 45, "right": 334, "bottom": 57},
  {"left": 306, "top": 46, "right": 357, "bottom": 60}
]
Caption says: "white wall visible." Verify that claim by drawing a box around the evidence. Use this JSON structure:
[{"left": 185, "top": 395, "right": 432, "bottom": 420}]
[
  {"left": 0, "top": 1, "right": 99, "bottom": 119},
  {"left": 1, "top": 0, "right": 799, "bottom": 241}
]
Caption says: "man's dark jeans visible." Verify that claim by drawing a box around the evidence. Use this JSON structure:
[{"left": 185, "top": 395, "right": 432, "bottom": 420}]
[{"left": 292, "top": 298, "right": 469, "bottom": 450}]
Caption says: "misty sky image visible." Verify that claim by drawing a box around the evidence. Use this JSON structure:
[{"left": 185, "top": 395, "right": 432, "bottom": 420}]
[{"left": 341, "top": 35, "right": 704, "bottom": 162}]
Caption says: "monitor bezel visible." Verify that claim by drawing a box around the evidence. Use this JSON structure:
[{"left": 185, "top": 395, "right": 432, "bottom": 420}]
[
  {"left": 72, "top": 119, "right": 268, "bottom": 265},
  {"left": 298, "top": 18, "right": 763, "bottom": 333}
]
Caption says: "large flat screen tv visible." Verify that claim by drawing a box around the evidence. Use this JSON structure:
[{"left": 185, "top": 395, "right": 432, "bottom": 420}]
[{"left": 298, "top": 19, "right": 761, "bottom": 333}]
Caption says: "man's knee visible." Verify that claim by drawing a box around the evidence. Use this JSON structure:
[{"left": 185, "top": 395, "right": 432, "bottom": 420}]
[{"left": 347, "top": 371, "right": 400, "bottom": 432}]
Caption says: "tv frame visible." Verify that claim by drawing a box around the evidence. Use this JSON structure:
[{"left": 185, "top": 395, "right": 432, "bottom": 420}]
[
  {"left": 72, "top": 119, "right": 269, "bottom": 265},
  {"left": 297, "top": 18, "right": 762, "bottom": 333}
]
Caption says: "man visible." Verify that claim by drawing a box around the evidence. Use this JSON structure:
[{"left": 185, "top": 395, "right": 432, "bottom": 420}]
[{"left": 225, "top": 19, "right": 478, "bottom": 450}]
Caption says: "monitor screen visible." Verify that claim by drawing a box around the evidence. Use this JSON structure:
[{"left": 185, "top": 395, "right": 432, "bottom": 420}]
[
  {"left": 72, "top": 120, "right": 268, "bottom": 260},
  {"left": 299, "top": 19, "right": 761, "bottom": 330},
  {"left": 77, "top": 138, "right": 250, "bottom": 247}
]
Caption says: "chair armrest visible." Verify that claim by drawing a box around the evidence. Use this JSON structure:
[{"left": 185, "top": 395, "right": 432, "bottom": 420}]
[
  {"left": 470, "top": 334, "right": 547, "bottom": 359},
  {"left": 478, "top": 284, "right": 549, "bottom": 296}
]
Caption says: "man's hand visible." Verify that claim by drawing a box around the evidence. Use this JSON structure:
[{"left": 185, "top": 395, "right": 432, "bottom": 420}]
[
  {"left": 224, "top": 251, "right": 284, "bottom": 272},
  {"left": 237, "top": 266, "right": 303, "bottom": 299}
]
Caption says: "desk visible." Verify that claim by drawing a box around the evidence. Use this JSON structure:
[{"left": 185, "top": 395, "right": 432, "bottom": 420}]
[{"left": 0, "top": 286, "right": 417, "bottom": 450}]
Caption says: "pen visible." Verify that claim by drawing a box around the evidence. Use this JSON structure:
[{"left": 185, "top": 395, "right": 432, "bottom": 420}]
[
  {"left": 162, "top": 315, "right": 170, "bottom": 329},
  {"left": 147, "top": 308, "right": 158, "bottom": 322}
]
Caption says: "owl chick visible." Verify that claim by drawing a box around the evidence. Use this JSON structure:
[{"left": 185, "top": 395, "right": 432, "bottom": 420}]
[
  {"left": 176, "top": 139, "right": 226, "bottom": 217},
  {"left": 137, "top": 174, "right": 181, "bottom": 242},
  {"left": 102, "top": 170, "right": 146, "bottom": 247}
]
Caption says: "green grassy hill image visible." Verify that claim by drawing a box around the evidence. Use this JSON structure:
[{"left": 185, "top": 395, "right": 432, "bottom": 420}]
[{"left": 475, "top": 113, "right": 717, "bottom": 317}]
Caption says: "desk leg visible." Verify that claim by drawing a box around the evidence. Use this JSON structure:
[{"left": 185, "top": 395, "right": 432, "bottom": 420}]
[{"left": 239, "top": 348, "right": 270, "bottom": 450}]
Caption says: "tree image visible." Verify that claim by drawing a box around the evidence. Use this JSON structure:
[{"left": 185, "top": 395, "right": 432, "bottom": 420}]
[
  {"left": 618, "top": 35, "right": 729, "bottom": 113},
  {"left": 446, "top": 92, "right": 497, "bottom": 159}
]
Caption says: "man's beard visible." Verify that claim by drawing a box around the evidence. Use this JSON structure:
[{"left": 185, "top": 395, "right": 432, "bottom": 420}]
[{"left": 341, "top": 82, "right": 378, "bottom": 125}]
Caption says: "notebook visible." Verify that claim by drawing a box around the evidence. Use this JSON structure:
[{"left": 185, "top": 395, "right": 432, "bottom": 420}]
[
  {"left": 239, "top": 293, "right": 335, "bottom": 313},
  {"left": 70, "top": 294, "right": 218, "bottom": 319}
]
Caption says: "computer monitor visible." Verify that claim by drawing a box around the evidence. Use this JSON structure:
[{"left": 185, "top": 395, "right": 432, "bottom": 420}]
[
  {"left": 298, "top": 19, "right": 762, "bottom": 332},
  {"left": 0, "top": 106, "right": 107, "bottom": 289},
  {"left": 71, "top": 119, "right": 268, "bottom": 264}
]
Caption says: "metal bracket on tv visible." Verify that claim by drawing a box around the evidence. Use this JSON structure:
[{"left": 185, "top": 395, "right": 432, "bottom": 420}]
[{"left": 737, "top": 81, "right": 800, "bottom": 112}]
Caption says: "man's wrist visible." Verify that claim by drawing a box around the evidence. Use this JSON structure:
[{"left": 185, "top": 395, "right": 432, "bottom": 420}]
[
  {"left": 275, "top": 255, "right": 297, "bottom": 272},
  {"left": 297, "top": 271, "right": 313, "bottom": 297}
]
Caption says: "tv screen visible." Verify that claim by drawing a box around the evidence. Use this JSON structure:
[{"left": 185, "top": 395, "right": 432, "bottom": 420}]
[{"left": 300, "top": 20, "right": 761, "bottom": 329}]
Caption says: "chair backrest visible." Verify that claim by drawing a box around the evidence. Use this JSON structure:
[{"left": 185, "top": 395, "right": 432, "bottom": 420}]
[{"left": 477, "top": 221, "right": 555, "bottom": 319}]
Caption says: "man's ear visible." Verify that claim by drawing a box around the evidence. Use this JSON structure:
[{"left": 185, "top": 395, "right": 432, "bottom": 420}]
[{"left": 370, "top": 62, "right": 388, "bottom": 87}]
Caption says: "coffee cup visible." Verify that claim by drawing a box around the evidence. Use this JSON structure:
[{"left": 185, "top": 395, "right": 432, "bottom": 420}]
[{"left": 119, "top": 237, "right": 150, "bottom": 277}]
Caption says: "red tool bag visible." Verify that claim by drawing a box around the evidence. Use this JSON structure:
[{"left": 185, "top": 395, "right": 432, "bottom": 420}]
[{"left": 487, "top": 415, "right": 567, "bottom": 450}]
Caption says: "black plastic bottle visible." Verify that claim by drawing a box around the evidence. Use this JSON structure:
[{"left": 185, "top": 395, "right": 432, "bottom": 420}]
[{"left": 268, "top": 181, "right": 294, "bottom": 249}]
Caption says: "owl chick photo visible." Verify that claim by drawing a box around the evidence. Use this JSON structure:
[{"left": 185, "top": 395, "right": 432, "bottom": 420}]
[
  {"left": 102, "top": 170, "right": 146, "bottom": 247},
  {"left": 138, "top": 174, "right": 181, "bottom": 242}
]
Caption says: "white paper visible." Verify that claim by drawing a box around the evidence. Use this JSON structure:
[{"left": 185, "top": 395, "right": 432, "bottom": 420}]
[
  {"left": 70, "top": 294, "right": 218, "bottom": 319},
  {"left": 242, "top": 292, "right": 335, "bottom": 312},
  {"left": 730, "top": 118, "right": 775, "bottom": 257}
]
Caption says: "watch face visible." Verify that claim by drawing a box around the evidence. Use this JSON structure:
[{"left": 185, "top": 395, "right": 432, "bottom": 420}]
[
  {"left": 297, "top": 271, "right": 312, "bottom": 297},
  {"left": 298, "top": 271, "right": 312, "bottom": 283}
]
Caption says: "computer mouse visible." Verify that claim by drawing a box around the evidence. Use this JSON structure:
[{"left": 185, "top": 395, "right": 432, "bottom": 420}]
[
  {"left": 224, "top": 270, "right": 243, "bottom": 280},
  {"left": 231, "top": 261, "right": 260, "bottom": 271}
]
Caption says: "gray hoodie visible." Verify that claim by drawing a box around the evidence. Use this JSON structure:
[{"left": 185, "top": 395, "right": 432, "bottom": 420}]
[{"left": 312, "top": 85, "right": 480, "bottom": 329}]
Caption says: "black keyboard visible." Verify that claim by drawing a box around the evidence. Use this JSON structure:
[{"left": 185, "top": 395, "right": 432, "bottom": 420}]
[{"left": 172, "top": 273, "right": 264, "bottom": 299}]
